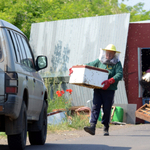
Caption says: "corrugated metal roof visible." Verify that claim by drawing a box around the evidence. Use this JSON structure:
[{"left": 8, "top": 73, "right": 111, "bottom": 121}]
[
  {"left": 114, "top": 80, "right": 128, "bottom": 104},
  {"left": 66, "top": 80, "right": 128, "bottom": 106},
  {"left": 130, "top": 20, "right": 150, "bottom": 23},
  {"left": 30, "top": 13, "right": 130, "bottom": 105},
  {"left": 30, "top": 13, "right": 130, "bottom": 77},
  {"left": 48, "top": 80, "right": 128, "bottom": 108}
]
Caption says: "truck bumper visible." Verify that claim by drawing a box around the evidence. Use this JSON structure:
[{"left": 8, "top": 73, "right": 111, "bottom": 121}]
[{"left": 0, "top": 94, "right": 22, "bottom": 119}]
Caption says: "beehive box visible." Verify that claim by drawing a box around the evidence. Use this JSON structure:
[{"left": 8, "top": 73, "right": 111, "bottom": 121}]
[
  {"left": 135, "top": 103, "right": 150, "bottom": 122},
  {"left": 69, "top": 65, "right": 109, "bottom": 89}
]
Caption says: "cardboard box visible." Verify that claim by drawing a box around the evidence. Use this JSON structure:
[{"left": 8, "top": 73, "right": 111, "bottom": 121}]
[{"left": 69, "top": 65, "right": 108, "bottom": 89}]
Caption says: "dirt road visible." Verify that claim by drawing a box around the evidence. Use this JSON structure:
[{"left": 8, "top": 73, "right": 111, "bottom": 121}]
[
  {"left": 0, "top": 124, "right": 136, "bottom": 149},
  {"left": 0, "top": 123, "right": 134, "bottom": 144}
]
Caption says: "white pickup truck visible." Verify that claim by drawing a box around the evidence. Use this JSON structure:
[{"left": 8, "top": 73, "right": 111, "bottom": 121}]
[{"left": 0, "top": 19, "right": 48, "bottom": 150}]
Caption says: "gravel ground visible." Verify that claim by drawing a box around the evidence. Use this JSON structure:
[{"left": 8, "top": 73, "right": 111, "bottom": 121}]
[
  {"left": 0, "top": 123, "right": 135, "bottom": 146},
  {"left": 45, "top": 123, "right": 135, "bottom": 143}
]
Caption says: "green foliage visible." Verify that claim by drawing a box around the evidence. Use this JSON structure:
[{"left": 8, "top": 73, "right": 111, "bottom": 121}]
[
  {"left": 43, "top": 78, "right": 102, "bottom": 131},
  {"left": 1, "top": 0, "right": 150, "bottom": 39},
  {"left": 44, "top": 77, "right": 72, "bottom": 113},
  {"left": 47, "top": 114, "right": 103, "bottom": 132},
  {"left": 68, "top": 114, "right": 90, "bottom": 129},
  {"left": 119, "top": 2, "right": 150, "bottom": 22},
  {"left": 47, "top": 91, "right": 71, "bottom": 113},
  {"left": 0, "top": 132, "right": 7, "bottom": 138},
  {"left": 47, "top": 120, "right": 70, "bottom": 133},
  {"left": 43, "top": 77, "right": 103, "bottom": 131}
]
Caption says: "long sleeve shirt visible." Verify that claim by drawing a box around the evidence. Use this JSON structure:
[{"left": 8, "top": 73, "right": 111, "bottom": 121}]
[{"left": 86, "top": 59, "right": 123, "bottom": 90}]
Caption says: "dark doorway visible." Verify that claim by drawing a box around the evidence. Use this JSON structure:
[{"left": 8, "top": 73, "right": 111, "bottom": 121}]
[
  {"left": 141, "top": 48, "right": 150, "bottom": 98},
  {"left": 142, "top": 48, "right": 150, "bottom": 73}
]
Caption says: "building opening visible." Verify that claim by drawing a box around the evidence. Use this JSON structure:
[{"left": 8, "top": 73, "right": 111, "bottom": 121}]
[{"left": 141, "top": 48, "right": 150, "bottom": 98}]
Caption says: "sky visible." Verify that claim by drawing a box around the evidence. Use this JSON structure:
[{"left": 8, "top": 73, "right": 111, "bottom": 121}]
[{"left": 118, "top": 0, "right": 150, "bottom": 11}]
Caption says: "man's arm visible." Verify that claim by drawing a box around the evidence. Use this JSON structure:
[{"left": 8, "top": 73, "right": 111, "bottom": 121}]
[
  {"left": 85, "top": 59, "right": 100, "bottom": 67},
  {"left": 113, "top": 61, "right": 123, "bottom": 82}
]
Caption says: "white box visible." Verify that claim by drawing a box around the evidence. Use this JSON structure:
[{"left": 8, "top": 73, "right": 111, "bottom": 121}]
[{"left": 69, "top": 65, "right": 109, "bottom": 89}]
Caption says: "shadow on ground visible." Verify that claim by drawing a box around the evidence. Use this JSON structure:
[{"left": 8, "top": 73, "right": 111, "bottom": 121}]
[{"left": 0, "top": 143, "right": 131, "bottom": 150}]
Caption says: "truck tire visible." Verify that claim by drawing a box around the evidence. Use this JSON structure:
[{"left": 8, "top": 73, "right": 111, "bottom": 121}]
[
  {"left": 7, "top": 101, "right": 27, "bottom": 150},
  {"left": 29, "top": 101, "right": 47, "bottom": 145}
]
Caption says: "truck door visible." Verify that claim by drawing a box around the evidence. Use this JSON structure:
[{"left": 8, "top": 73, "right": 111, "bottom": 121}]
[{"left": 0, "top": 29, "right": 5, "bottom": 98}]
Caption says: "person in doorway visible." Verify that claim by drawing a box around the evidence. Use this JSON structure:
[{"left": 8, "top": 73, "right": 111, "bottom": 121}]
[
  {"left": 140, "top": 68, "right": 150, "bottom": 97},
  {"left": 84, "top": 44, "right": 123, "bottom": 136}
]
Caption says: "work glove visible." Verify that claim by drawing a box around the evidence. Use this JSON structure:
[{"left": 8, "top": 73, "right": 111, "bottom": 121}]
[
  {"left": 69, "top": 67, "right": 73, "bottom": 76},
  {"left": 142, "top": 73, "right": 150, "bottom": 82},
  {"left": 101, "top": 78, "right": 115, "bottom": 90}
]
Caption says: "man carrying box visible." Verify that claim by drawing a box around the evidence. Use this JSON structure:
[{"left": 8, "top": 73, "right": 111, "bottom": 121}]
[{"left": 84, "top": 44, "right": 123, "bottom": 136}]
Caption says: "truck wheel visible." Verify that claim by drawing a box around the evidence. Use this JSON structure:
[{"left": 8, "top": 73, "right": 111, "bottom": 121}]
[
  {"left": 29, "top": 101, "right": 47, "bottom": 145},
  {"left": 7, "top": 101, "right": 27, "bottom": 150}
]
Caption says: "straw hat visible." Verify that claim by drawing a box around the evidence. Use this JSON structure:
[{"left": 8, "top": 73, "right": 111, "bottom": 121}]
[{"left": 103, "top": 44, "right": 120, "bottom": 53}]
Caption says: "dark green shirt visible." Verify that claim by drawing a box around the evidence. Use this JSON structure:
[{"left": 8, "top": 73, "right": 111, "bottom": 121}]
[{"left": 86, "top": 59, "right": 123, "bottom": 90}]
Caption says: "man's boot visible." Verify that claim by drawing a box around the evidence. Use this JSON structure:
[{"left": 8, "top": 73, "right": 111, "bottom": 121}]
[
  {"left": 103, "top": 126, "right": 109, "bottom": 136},
  {"left": 84, "top": 123, "right": 96, "bottom": 135}
]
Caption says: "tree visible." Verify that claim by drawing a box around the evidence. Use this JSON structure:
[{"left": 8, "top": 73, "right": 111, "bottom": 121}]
[
  {"left": 0, "top": 0, "right": 150, "bottom": 38},
  {"left": 119, "top": 1, "right": 150, "bottom": 22}
]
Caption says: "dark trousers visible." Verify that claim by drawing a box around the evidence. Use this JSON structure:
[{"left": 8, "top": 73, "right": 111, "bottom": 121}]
[{"left": 90, "top": 89, "right": 115, "bottom": 127}]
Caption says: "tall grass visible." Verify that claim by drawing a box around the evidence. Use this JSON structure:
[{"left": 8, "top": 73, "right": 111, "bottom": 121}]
[
  {"left": 43, "top": 77, "right": 103, "bottom": 131},
  {"left": 47, "top": 114, "right": 103, "bottom": 133},
  {"left": 44, "top": 77, "right": 72, "bottom": 113}
]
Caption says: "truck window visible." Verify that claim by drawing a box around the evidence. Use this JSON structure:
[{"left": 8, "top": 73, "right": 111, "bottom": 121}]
[
  {"left": 13, "top": 32, "right": 23, "bottom": 63},
  {"left": 17, "top": 35, "right": 27, "bottom": 59},
  {"left": 8, "top": 30, "right": 20, "bottom": 63},
  {"left": 21, "top": 36, "right": 35, "bottom": 69},
  {"left": 16, "top": 34, "right": 28, "bottom": 67}
]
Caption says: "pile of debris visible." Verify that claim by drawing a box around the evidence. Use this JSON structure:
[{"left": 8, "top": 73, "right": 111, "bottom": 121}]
[
  {"left": 47, "top": 105, "right": 126, "bottom": 125},
  {"left": 47, "top": 106, "right": 91, "bottom": 125}
]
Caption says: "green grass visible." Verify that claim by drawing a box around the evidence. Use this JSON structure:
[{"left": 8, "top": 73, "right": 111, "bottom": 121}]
[
  {"left": 43, "top": 78, "right": 72, "bottom": 113},
  {"left": 47, "top": 114, "right": 103, "bottom": 133},
  {"left": 0, "top": 132, "right": 7, "bottom": 139},
  {"left": 43, "top": 78, "right": 103, "bottom": 133}
]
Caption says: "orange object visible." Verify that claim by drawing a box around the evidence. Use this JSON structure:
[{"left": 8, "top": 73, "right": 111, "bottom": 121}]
[{"left": 75, "top": 107, "right": 91, "bottom": 117}]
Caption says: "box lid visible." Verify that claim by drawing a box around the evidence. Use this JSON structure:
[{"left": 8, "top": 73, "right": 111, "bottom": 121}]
[{"left": 72, "top": 65, "right": 108, "bottom": 73}]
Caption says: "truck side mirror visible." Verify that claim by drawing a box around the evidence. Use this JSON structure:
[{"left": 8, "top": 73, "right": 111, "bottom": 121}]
[{"left": 36, "top": 56, "right": 48, "bottom": 71}]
